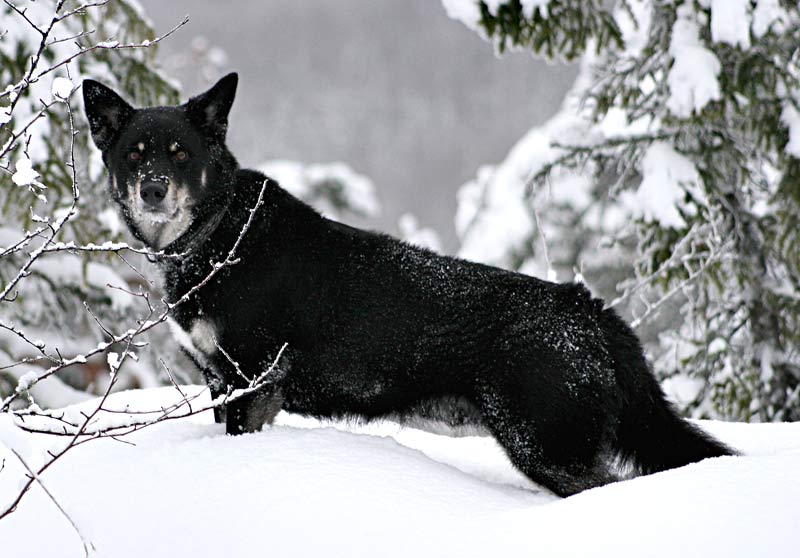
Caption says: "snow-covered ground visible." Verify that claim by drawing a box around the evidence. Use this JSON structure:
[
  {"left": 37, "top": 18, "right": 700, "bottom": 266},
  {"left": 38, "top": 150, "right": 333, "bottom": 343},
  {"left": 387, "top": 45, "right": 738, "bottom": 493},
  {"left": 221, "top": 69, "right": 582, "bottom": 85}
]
[{"left": 1, "top": 387, "right": 798, "bottom": 557}]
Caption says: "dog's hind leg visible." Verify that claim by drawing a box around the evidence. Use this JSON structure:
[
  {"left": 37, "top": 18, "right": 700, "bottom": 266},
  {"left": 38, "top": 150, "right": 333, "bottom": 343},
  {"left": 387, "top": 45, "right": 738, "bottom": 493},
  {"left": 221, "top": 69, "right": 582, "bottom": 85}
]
[{"left": 475, "top": 366, "right": 620, "bottom": 497}]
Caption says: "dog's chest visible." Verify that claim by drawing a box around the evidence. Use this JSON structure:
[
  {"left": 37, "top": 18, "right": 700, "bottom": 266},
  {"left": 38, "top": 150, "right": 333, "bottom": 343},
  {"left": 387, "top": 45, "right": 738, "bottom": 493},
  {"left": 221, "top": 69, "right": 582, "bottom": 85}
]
[{"left": 167, "top": 317, "right": 218, "bottom": 365}]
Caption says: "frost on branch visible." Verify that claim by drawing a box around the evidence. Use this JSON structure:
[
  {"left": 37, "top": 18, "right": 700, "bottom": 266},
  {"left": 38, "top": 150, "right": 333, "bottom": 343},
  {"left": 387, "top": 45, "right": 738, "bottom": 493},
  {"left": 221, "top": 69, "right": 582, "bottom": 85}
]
[{"left": 11, "top": 157, "right": 43, "bottom": 189}]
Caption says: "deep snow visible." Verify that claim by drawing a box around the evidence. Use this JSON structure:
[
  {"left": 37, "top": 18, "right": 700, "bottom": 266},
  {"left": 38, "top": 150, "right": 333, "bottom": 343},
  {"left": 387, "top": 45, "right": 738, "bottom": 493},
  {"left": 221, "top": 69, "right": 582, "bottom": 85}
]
[{"left": 1, "top": 386, "right": 798, "bottom": 557}]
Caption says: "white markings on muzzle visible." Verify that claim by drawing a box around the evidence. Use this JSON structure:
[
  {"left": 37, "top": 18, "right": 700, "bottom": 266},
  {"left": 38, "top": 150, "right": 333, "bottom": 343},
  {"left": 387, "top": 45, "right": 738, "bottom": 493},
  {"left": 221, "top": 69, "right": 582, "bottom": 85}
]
[{"left": 125, "top": 175, "right": 193, "bottom": 249}]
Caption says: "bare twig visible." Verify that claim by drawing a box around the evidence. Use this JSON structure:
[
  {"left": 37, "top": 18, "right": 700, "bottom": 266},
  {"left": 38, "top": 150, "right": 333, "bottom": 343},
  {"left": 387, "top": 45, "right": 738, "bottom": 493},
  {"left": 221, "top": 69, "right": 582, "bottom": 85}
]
[
  {"left": 5, "top": 446, "right": 95, "bottom": 557},
  {"left": 0, "top": 319, "right": 60, "bottom": 365},
  {"left": 13, "top": 342, "right": 288, "bottom": 439},
  {"left": 36, "top": 15, "right": 190, "bottom": 82}
]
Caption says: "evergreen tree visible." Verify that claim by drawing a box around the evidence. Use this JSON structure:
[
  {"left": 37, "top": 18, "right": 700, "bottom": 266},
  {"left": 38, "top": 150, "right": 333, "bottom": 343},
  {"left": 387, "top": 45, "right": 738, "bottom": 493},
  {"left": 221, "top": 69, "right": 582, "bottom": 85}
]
[{"left": 445, "top": 0, "right": 800, "bottom": 421}]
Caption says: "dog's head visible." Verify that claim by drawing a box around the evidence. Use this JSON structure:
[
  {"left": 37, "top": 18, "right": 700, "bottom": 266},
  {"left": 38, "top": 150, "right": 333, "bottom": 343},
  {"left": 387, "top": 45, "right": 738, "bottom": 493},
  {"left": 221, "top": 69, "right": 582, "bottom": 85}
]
[{"left": 83, "top": 74, "right": 239, "bottom": 249}]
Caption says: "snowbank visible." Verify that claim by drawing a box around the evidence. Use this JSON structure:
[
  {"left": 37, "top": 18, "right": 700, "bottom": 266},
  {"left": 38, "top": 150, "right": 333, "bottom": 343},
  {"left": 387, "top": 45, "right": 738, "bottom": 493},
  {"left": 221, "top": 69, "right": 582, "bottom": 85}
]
[{"left": 1, "top": 387, "right": 797, "bottom": 557}]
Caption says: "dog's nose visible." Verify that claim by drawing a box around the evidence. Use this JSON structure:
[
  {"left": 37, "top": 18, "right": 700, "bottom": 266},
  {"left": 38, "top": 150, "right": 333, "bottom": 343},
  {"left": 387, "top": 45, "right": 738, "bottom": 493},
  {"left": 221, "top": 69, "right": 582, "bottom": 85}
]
[{"left": 140, "top": 181, "right": 168, "bottom": 207}]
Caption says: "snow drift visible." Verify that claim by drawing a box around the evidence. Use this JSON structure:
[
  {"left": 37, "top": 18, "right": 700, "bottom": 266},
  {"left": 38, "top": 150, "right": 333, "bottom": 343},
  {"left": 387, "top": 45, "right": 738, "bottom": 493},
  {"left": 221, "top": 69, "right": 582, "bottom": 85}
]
[{"left": 0, "top": 387, "right": 797, "bottom": 557}]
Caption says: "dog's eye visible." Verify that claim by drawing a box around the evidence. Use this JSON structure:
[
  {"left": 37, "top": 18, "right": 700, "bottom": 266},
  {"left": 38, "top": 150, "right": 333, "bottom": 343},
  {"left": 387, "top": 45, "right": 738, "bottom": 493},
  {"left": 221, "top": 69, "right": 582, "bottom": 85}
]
[
  {"left": 174, "top": 150, "right": 189, "bottom": 162},
  {"left": 128, "top": 151, "right": 141, "bottom": 162}
]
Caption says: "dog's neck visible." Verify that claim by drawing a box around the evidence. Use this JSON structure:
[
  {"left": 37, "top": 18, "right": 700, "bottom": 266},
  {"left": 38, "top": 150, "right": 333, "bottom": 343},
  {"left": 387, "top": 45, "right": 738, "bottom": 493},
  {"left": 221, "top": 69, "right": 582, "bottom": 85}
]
[
  {"left": 151, "top": 199, "right": 231, "bottom": 262},
  {"left": 152, "top": 173, "right": 274, "bottom": 267}
]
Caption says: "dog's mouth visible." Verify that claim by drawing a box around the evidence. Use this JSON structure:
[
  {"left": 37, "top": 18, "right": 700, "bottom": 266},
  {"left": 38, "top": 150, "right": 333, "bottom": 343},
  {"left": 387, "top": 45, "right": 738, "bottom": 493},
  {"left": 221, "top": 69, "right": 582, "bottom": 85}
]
[{"left": 141, "top": 206, "right": 179, "bottom": 225}]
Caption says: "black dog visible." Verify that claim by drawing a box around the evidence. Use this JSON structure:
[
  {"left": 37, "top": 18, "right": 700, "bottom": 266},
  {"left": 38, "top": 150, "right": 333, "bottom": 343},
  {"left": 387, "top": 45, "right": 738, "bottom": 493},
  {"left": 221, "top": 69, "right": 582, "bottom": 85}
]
[{"left": 83, "top": 74, "right": 734, "bottom": 496}]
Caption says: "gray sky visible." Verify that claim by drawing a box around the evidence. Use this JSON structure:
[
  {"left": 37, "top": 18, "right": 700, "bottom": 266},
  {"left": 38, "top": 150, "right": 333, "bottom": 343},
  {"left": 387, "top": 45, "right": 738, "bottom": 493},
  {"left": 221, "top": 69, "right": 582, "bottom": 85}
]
[{"left": 139, "top": 0, "right": 576, "bottom": 249}]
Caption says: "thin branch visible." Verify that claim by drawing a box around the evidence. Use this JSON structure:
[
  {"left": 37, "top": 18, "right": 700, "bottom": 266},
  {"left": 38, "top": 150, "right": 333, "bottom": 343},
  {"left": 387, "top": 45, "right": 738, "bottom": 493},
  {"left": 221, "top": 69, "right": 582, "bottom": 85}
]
[
  {"left": 0, "top": 319, "right": 60, "bottom": 365},
  {"left": 36, "top": 15, "right": 190, "bottom": 82},
  {"left": 5, "top": 446, "right": 95, "bottom": 557},
  {"left": 213, "top": 337, "right": 251, "bottom": 383},
  {"left": 14, "top": 342, "right": 288, "bottom": 439}
]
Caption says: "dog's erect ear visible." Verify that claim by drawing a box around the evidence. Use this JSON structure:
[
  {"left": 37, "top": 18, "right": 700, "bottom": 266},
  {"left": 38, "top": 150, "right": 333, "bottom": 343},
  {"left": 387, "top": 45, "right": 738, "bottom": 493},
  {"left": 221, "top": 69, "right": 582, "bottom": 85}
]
[
  {"left": 186, "top": 73, "right": 238, "bottom": 139},
  {"left": 82, "top": 80, "right": 134, "bottom": 152}
]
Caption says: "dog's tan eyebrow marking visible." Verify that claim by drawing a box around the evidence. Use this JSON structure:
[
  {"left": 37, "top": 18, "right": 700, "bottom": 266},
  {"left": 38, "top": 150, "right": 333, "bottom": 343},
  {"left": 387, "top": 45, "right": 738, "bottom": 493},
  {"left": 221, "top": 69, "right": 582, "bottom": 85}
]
[
  {"left": 169, "top": 142, "right": 179, "bottom": 152},
  {"left": 137, "top": 142, "right": 145, "bottom": 151}
]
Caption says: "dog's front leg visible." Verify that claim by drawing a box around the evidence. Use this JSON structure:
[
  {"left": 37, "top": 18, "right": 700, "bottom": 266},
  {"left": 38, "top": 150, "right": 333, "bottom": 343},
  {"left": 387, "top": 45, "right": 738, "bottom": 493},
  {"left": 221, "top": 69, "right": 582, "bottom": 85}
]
[
  {"left": 205, "top": 371, "right": 228, "bottom": 424},
  {"left": 226, "top": 384, "right": 284, "bottom": 435},
  {"left": 225, "top": 352, "right": 289, "bottom": 435}
]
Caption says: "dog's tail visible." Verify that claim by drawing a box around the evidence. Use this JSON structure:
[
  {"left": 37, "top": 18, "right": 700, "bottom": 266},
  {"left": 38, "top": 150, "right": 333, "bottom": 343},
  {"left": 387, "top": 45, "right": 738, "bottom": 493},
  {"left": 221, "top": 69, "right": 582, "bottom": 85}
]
[
  {"left": 614, "top": 373, "right": 736, "bottom": 475},
  {"left": 604, "top": 311, "right": 736, "bottom": 475}
]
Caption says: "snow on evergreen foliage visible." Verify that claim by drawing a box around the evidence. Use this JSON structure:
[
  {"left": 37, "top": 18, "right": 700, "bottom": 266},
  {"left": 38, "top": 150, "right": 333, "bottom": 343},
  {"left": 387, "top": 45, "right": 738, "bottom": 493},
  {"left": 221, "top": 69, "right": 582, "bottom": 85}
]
[
  {"left": 258, "top": 160, "right": 381, "bottom": 221},
  {"left": 259, "top": 160, "right": 443, "bottom": 251},
  {"left": 444, "top": 0, "right": 800, "bottom": 421}
]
